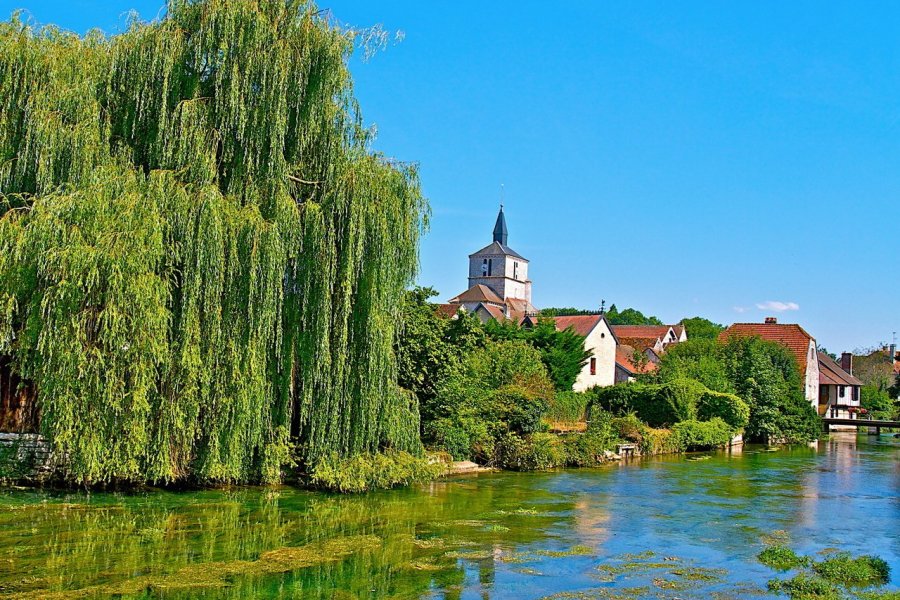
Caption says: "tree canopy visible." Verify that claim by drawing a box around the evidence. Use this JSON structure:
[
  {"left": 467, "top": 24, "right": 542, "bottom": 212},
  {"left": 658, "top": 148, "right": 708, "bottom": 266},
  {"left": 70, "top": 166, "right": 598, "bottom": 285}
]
[{"left": 0, "top": 1, "right": 427, "bottom": 484}]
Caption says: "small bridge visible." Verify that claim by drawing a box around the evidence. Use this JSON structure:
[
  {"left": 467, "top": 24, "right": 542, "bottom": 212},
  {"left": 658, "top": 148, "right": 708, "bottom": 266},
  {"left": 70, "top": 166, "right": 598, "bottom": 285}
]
[{"left": 823, "top": 417, "right": 900, "bottom": 435}]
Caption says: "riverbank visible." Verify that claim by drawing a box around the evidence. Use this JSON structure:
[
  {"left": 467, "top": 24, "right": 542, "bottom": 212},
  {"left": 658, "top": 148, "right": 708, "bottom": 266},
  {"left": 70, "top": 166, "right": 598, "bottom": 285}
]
[{"left": 0, "top": 433, "right": 896, "bottom": 599}]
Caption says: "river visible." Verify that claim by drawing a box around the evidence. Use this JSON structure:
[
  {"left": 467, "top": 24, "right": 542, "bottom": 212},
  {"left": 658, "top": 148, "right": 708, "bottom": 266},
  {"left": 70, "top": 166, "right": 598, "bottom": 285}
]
[{"left": 0, "top": 433, "right": 896, "bottom": 599}]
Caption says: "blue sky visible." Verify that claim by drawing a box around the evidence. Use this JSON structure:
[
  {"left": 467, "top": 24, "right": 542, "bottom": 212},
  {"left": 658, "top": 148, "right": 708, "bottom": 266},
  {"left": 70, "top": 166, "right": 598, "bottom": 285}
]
[{"left": 4, "top": 1, "right": 898, "bottom": 352}]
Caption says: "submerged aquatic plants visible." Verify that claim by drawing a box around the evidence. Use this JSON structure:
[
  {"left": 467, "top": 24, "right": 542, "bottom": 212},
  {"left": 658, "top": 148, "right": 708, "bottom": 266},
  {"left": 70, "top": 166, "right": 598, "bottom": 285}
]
[
  {"left": 0, "top": 0, "right": 427, "bottom": 485},
  {"left": 759, "top": 543, "right": 893, "bottom": 600}
]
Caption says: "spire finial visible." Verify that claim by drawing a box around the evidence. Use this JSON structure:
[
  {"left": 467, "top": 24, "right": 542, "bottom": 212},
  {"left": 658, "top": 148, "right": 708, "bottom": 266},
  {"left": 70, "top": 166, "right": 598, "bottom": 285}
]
[
  {"left": 600, "top": 299, "right": 606, "bottom": 315},
  {"left": 500, "top": 183, "right": 504, "bottom": 211}
]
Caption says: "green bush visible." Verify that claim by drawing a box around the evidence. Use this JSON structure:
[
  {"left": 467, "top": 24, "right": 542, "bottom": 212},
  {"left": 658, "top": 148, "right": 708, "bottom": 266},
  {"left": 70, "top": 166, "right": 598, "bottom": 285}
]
[
  {"left": 671, "top": 418, "right": 734, "bottom": 451},
  {"left": 758, "top": 546, "right": 810, "bottom": 571},
  {"left": 812, "top": 552, "right": 890, "bottom": 586},
  {"left": 643, "top": 428, "right": 681, "bottom": 455},
  {"left": 491, "top": 385, "right": 549, "bottom": 435},
  {"left": 589, "top": 379, "right": 704, "bottom": 427},
  {"left": 767, "top": 573, "right": 841, "bottom": 600},
  {"left": 697, "top": 390, "right": 750, "bottom": 429},
  {"left": 496, "top": 432, "right": 565, "bottom": 471},
  {"left": 309, "top": 451, "right": 445, "bottom": 493},
  {"left": 547, "top": 391, "right": 590, "bottom": 423},
  {"left": 562, "top": 431, "right": 618, "bottom": 466}
]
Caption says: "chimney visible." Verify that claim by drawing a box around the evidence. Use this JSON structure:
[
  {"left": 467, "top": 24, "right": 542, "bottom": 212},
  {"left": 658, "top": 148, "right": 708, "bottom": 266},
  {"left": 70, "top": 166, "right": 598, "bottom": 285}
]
[
  {"left": 890, "top": 344, "right": 896, "bottom": 365},
  {"left": 765, "top": 317, "right": 777, "bottom": 324},
  {"left": 841, "top": 352, "right": 853, "bottom": 375}
]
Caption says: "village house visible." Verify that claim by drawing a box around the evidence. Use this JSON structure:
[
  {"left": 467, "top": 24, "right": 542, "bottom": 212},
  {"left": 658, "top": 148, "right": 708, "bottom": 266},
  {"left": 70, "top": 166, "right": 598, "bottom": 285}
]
[
  {"left": 720, "top": 318, "right": 821, "bottom": 408},
  {"left": 545, "top": 315, "right": 618, "bottom": 391},
  {"left": 615, "top": 344, "right": 658, "bottom": 383},
  {"left": 817, "top": 352, "right": 862, "bottom": 421},
  {"left": 721, "top": 318, "right": 871, "bottom": 424}
]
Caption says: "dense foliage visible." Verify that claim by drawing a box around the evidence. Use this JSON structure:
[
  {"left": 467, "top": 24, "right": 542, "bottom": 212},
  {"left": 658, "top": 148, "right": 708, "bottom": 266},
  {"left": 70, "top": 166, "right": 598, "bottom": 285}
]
[
  {"left": 484, "top": 318, "right": 590, "bottom": 391},
  {"left": 680, "top": 316, "right": 724, "bottom": 340},
  {"left": 423, "top": 339, "right": 555, "bottom": 463},
  {"left": 589, "top": 378, "right": 748, "bottom": 429},
  {"left": 655, "top": 338, "right": 821, "bottom": 442},
  {"left": 860, "top": 386, "right": 897, "bottom": 420},
  {"left": 0, "top": 1, "right": 427, "bottom": 484}
]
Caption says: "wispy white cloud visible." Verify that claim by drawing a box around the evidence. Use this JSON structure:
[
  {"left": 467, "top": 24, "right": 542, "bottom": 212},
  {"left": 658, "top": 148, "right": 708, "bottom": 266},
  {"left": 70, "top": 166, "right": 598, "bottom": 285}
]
[
  {"left": 733, "top": 306, "right": 749, "bottom": 313},
  {"left": 755, "top": 300, "right": 800, "bottom": 312}
]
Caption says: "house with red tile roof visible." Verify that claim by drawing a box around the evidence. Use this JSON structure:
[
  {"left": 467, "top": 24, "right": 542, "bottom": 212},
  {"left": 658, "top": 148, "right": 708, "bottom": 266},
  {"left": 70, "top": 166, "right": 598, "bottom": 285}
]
[
  {"left": 615, "top": 345, "right": 658, "bottom": 383},
  {"left": 720, "top": 318, "right": 820, "bottom": 408},
  {"left": 543, "top": 315, "right": 618, "bottom": 391},
  {"left": 610, "top": 325, "right": 686, "bottom": 357}
]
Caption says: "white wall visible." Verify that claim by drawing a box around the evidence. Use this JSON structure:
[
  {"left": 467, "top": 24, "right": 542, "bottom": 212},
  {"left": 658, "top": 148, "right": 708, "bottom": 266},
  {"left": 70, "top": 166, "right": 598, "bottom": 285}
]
[
  {"left": 573, "top": 319, "right": 617, "bottom": 391},
  {"left": 805, "top": 341, "right": 820, "bottom": 408}
]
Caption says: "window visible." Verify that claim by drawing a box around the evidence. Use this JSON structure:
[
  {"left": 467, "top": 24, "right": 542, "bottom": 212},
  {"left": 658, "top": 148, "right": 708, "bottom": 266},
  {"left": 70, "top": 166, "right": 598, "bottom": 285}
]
[
  {"left": 488, "top": 258, "right": 493, "bottom": 276},
  {"left": 590, "top": 357, "right": 597, "bottom": 375},
  {"left": 853, "top": 387, "right": 859, "bottom": 403},
  {"left": 513, "top": 262, "right": 518, "bottom": 280},
  {"left": 481, "top": 258, "right": 488, "bottom": 275},
  {"left": 839, "top": 386, "right": 845, "bottom": 398}
]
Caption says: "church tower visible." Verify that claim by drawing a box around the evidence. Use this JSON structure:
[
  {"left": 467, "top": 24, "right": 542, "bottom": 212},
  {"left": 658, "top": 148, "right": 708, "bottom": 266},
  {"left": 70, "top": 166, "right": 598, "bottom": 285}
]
[{"left": 467, "top": 206, "right": 532, "bottom": 304}]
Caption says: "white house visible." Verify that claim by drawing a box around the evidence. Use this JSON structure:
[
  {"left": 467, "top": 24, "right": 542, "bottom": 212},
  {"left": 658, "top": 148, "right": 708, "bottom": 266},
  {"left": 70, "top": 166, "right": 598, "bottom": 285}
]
[
  {"left": 818, "top": 352, "right": 862, "bottom": 422},
  {"left": 545, "top": 315, "right": 618, "bottom": 391}
]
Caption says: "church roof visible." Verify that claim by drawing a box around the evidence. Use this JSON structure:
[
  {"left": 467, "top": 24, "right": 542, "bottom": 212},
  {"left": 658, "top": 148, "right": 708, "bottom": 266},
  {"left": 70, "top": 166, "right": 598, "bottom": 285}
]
[
  {"left": 493, "top": 206, "right": 508, "bottom": 245},
  {"left": 448, "top": 284, "right": 504, "bottom": 305},
  {"left": 468, "top": 241, "right": 527, "bottom": 261}
]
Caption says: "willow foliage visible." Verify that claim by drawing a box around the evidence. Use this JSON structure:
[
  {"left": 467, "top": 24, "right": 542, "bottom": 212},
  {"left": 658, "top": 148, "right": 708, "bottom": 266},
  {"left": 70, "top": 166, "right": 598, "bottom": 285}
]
[{"left": 0, "top": 0, "right": 427, "bottom": 484}]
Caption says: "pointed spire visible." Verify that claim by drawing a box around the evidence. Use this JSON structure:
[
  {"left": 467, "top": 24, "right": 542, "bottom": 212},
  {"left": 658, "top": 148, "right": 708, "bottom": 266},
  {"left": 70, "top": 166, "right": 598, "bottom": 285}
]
[{"left": 492, "top": 204, "right": 508, "bottom": 245}]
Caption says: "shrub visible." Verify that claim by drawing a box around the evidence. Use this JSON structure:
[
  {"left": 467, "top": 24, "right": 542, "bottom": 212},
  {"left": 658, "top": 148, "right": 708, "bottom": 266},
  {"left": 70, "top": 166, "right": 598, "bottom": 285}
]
[
  {"left": 758, "top": 546, "right": 810, "bottom": 571},
  {"left": 490, "top": 385, "right": 549, "bottom": 435},
  {"left": 697, "top": 390, "right": 750, "bottom": 429},
  {"left": 767, "top": 573, "right": 842, "bottom": 600},
  {"left": 562, "top": 431, "right": 618, "bottom": 467},
  {"left": 589, "top": 379, "right": 704, "bottom": 427},
  {"left": 609, "top": 413, "right": 650, "bottom": 444},
  {"left": 644, "top": 428, "right": 681, "bottom": 455},
  {"left": 671, "top": 418, "right": 733, "bottom": 451},
  {"left": 496, "top": 433, "right": 565, "bottom": 471},
  {"left": 547, "top": 391, "right": 590, "bottom": 423},
  {"left": 812, "top": 552, "right": 890, "bottom": 586},
  {"left": 309, "top": 451, "right": 445, "bottom": 493}
]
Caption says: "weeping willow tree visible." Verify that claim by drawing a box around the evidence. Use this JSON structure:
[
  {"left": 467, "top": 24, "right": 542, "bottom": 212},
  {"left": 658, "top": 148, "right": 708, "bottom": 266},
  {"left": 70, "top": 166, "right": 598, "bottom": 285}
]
[{"left": 0, "top": 0, "right": 427, "bottom": 484}]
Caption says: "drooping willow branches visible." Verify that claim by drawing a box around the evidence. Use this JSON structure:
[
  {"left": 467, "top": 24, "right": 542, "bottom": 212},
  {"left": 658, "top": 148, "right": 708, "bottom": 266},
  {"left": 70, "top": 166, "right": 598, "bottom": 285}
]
[{"left": 0, "top": 0, "right": 427, "bottom": 484}]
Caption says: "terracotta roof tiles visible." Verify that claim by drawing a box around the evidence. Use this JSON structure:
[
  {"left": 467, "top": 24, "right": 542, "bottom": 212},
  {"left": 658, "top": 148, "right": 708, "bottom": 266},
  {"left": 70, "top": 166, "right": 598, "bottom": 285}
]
[{"left": 720, "top": 323, "right": 816, "bottom": 374}]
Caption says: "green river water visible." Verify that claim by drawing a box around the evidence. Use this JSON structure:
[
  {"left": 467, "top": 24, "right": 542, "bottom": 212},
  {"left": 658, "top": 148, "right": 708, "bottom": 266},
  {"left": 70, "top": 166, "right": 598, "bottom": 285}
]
[{"left": 0, "top": 433, "right": 896, "bottom": 599}]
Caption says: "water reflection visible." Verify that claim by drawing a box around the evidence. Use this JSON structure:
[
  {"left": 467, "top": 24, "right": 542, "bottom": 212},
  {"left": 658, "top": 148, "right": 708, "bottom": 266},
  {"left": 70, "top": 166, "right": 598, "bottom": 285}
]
[{"left": 0, "top": 434, "right": 895, "bottom": 599}]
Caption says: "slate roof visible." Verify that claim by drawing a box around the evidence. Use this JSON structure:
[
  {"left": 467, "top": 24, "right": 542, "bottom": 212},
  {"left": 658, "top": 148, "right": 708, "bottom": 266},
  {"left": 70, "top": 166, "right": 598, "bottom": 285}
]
[
  {"left": 720, "top": 323, "right": 816, "bottom": 375},
  {"left": 468, "top": 241, "right": 527, "bottom": 261},
  {"left": 817, "top": 352, "right": 863, "bottom": 387}
]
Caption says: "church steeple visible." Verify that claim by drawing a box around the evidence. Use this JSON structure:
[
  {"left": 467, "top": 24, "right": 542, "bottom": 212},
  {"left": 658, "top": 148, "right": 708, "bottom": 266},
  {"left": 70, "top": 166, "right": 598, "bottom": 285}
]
[{"left": 492, "top": 205, "right": 508, "bottom": 245}]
